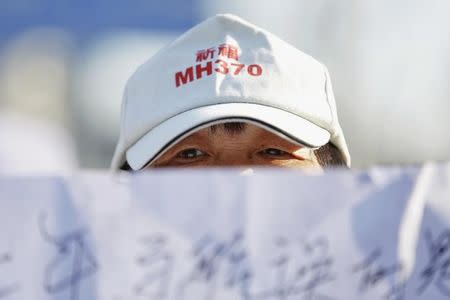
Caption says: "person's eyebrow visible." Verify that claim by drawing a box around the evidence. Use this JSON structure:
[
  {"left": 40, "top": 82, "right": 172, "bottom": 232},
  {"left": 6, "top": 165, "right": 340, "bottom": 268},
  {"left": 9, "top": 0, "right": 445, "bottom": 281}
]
[{"left": 209, "top": 122, "right": 247, "bottom": 135}]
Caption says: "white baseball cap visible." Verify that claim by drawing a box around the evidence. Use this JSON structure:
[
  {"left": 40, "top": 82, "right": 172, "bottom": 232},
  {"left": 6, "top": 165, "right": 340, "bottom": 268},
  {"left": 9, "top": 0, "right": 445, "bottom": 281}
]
[{"left": 111, "top": 14, "right": 350, "bottom": 170}]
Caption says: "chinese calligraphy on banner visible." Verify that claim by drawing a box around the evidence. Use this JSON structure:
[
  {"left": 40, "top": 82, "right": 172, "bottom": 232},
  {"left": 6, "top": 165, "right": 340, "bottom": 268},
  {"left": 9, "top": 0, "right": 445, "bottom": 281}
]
[{"left": 0, "top": 163, "right": 449, "bottom": 299}]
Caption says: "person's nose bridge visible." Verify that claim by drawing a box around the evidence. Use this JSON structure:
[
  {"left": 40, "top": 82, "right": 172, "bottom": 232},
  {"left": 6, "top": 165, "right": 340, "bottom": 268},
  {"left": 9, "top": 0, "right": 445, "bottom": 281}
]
[
  {"left": 214, "top": 148, "right": 253, "bottom": 166},
  {"left": 214, "top": 157, "right": 250, "bottom": 167}
]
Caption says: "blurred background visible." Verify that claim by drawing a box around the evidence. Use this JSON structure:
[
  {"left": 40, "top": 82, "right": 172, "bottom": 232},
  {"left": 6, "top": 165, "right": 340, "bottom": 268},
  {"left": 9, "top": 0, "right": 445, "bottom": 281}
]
[{"left": 0, "top": 0, "right": 449, "bottom": 173}]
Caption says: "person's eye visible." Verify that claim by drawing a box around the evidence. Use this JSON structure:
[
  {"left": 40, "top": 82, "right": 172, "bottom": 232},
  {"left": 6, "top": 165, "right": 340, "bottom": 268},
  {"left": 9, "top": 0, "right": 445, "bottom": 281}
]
[
  {"left": 176, "top": 148, "right": 206, "bottom": 160},
  {"left": 259, "top": 148, "right": 290, "bottom": 157}
]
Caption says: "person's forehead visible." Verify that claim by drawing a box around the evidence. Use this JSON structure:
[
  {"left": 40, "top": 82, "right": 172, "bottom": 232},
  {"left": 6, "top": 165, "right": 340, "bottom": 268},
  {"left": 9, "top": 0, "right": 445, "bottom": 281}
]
[{"left": 187, "top": 122, "right": 266, "bottom": 137}]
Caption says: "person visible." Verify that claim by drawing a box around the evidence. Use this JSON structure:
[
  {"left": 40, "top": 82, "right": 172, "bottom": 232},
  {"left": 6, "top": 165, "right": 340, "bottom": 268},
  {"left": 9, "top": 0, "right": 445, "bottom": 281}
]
[{"left": 111, "top": 14, "right": 350, "bottom": 171}]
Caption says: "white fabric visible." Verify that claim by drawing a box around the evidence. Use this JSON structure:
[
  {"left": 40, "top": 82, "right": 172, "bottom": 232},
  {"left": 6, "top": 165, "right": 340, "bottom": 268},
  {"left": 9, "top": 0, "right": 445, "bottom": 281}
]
[
  {"left": 1, "top": 163, "right": 450, "bottom": 299},
  {"left": 112, "top": 14, "right": 350, "bottom": 170}
]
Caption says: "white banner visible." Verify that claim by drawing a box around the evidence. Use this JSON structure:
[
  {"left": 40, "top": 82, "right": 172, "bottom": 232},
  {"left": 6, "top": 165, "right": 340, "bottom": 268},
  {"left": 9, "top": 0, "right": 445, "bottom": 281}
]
[{"left": 1, "top": 163, "right": 450, "bottom": 300}]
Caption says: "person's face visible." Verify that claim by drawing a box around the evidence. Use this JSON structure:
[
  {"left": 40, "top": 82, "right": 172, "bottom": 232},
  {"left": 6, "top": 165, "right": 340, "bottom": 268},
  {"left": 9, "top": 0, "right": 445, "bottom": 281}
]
[{"left": 145, "top": 123, "right": 322, "bottom": 169}]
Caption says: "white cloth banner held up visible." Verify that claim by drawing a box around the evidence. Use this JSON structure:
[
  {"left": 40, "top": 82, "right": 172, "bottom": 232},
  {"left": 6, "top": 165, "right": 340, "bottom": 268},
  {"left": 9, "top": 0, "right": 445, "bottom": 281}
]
[{"left": 0, "top": 163, "right": 450, "bottom": 300}]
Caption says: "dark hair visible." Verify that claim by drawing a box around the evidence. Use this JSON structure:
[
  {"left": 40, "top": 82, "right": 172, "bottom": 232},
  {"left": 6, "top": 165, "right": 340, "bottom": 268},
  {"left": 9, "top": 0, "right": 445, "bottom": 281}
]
[
  {"left": 120, "top": 122, "right": 347, "bottom": 170},
  {"left": 314, "top": 142, "right": 347, "bottom": 168}
]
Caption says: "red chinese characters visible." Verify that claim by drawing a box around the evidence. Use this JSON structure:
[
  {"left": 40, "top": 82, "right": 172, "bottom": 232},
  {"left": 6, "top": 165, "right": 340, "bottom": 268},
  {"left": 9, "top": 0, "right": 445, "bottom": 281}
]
[
  {"left": 218, "top": 44, "right": 239, "bottom": 60},
  {"left": 175, "top": 43, "right": 263, "bottom": 88},
  {"left": 196, "top": 48, "right": 215, "bottom": 62}
]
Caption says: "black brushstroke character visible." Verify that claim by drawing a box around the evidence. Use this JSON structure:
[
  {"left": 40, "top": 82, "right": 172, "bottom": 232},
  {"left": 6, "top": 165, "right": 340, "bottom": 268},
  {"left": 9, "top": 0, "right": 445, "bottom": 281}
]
[
  {"left": 176, "top": 231, "right": 250, "bottom": 300},
  {"left": 246, "top": 236, "right": 336, "bottom": 300},
  {"left": 134, "top": 234, "right": 174, "bottom": 299},
  {"left": 38, "top": 213, "right": 98, "bottom": 300},
  {"left": 417, "top": 228, "right": 450, "bottom": 297},
  {"left": 352, "top": 248, "right": 404, "bottom": 300},
  {"left": 298, "top": 237, "right": 336, "bottom": 300},
  {"left": 0, "top": 253, "right": 20, "bottom": 298}
]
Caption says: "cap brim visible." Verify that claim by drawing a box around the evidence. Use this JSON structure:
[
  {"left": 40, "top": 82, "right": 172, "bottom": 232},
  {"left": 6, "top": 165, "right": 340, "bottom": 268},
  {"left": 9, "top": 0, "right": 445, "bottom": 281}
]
[{"left": 126, "top": 103, "right": 330, "bottom": 170}]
